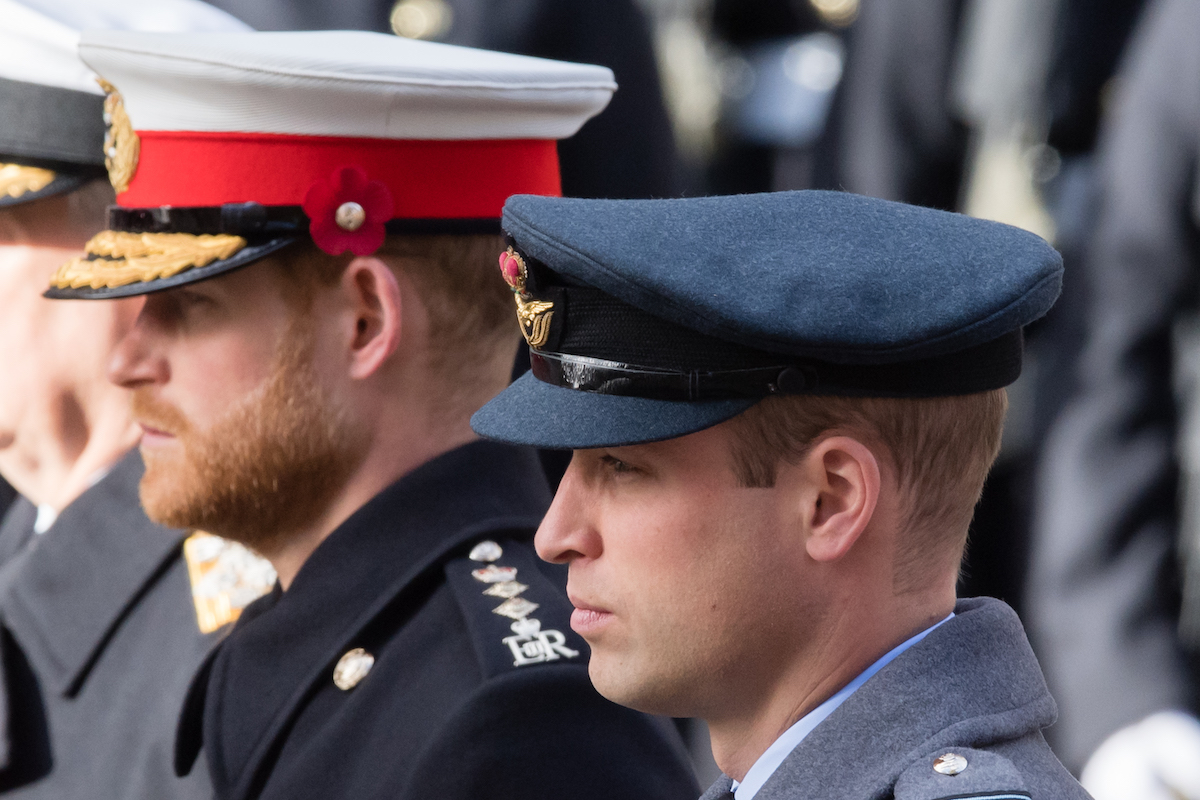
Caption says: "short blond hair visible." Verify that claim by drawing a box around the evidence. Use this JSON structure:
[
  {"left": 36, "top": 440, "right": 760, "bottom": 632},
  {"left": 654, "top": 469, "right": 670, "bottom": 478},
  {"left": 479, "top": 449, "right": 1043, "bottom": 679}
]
[{"left": 728, "top": 390, "right": 1007, "bottom": 590}]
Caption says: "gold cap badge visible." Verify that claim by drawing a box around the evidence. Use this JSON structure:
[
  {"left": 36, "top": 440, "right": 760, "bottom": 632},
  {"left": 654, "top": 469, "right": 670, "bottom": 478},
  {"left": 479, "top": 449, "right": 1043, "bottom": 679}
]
[
  {"left": 98, "top": 78, "right": 139, "bottom": 194},
  {"left": 498, "top": 246, "right": 554, "bottom": 348}
]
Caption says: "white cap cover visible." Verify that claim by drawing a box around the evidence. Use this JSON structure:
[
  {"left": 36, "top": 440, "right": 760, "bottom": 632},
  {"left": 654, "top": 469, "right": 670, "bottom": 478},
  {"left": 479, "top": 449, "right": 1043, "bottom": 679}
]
[
  {"left": 0, "top": 0, "right": 251, "bottom": 95},
  {"left": 79, "top": 30, "right": 617, "bottom": 141}
]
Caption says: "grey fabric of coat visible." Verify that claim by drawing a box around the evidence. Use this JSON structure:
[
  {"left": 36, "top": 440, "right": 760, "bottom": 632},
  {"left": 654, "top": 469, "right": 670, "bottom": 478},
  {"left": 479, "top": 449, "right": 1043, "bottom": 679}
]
[
  {"left": 699, "top": 598, "right": 1089, "bottom": 800},
  {"left": 0, "top": 451, "right": 216, "bottom": 798}
]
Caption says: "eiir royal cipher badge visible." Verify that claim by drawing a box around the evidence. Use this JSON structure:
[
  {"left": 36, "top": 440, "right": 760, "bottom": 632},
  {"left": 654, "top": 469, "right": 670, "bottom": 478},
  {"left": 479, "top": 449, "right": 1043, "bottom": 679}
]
[{"left": 468, "top": 539, "right": 580, "bottom": 668}]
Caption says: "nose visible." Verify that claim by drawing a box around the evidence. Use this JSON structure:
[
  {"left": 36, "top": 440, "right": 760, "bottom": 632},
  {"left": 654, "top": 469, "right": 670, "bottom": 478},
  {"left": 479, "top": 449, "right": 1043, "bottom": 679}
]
[
  {"left": 535, "top": 454, "right": 603, "bottom": 565},
  {"left": 107, "top": 305, "right": 168, "bottom": 389}
]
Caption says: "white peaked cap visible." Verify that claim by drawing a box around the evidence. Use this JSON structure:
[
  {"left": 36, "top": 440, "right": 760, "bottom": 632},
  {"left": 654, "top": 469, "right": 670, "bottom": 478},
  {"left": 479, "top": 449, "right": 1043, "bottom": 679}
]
[
  {"left": 0, "top": 0, "right": 250, "bottom": 95},
  {"left": 78, "top": 30, "right": 617, "bottom": 140}
]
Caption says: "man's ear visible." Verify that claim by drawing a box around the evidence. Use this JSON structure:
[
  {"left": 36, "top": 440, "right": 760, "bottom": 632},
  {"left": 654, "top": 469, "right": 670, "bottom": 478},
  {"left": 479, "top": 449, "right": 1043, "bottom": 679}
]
[
  {"left": 798, "top": 436, "right": 881, "bottom": 562},
  {"left": 341, "top": 255, "right": 402, "bottom": 380}
]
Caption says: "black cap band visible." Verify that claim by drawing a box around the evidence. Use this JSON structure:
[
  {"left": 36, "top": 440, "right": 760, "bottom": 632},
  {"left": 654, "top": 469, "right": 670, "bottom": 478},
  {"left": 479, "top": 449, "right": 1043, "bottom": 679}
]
[
  {"left": 109, "top": 203, "right": 502, "bottom": 237},
  {"left": 514, "top": 241, "right": 1024, "bottom": 399},
  {"left": 530, "top": 328, "right": 1023, "bottom": 401},
  {"left": 0, "top": 78, "right": 106, "bottom": 172}
]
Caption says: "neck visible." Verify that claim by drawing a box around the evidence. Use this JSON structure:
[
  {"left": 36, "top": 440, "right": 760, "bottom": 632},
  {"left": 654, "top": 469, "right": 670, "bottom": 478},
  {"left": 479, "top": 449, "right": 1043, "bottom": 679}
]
[
  {"left": 706, "top": 591, "right": 954, "bottom": 781},
  {"left": 0, "top": 384, "right": 140, "bottom": 510},
  {"left": 262, "top": 408, "right": 479, "bottom": 590}
]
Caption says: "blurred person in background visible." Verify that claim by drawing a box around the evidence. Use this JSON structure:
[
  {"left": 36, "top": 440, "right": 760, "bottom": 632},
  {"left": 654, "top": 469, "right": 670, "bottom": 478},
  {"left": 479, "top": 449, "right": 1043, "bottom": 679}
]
[
  {"left": 1029, "top": 0, "right": 1200, "bottom": 796},
  {"left": 0, "top": 2, "right": 272, "bottom": 797},
  {"left": 814, "top": 0, "right": 1145, "bottom": 625},
  {"left": 819, "top": 0, "right": 967, "bottom": 211}
]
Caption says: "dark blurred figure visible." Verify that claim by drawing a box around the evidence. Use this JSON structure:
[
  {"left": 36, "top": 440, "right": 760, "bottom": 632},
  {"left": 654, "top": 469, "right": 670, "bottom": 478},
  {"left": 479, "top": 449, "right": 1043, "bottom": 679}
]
[
  {"left": 0, "top": 478, "right": 14, "bottom": 519},
  {"left": 202, "top": 0, "right": 678, "bottom": 202},
  {"left": 1030, "top": 0, "right": 1200, "bottom": 794},
  {"left": 707, "top": 0, "right": 825, "bottom": 194},
  {"left": 1031, "top": 0, "right": 1148, "bottom": 451},
  {"left": 812, "top": 0, "right": 1144, "bottom": 624},
  {"left": 818, "top": 0, "right": 968, "bottom": 211},
  {"left": 963, "top": 0, "right": 1145, "bottom": 618}
]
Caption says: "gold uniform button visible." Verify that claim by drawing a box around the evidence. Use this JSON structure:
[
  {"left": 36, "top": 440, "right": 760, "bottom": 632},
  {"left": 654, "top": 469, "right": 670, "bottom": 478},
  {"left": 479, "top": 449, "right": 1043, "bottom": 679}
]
[
  {"left": 932, "top": 752, "right": 968, "bottom": 776},
  {"left": 333, "top": 648, "right": 375, "bottom": 691}
]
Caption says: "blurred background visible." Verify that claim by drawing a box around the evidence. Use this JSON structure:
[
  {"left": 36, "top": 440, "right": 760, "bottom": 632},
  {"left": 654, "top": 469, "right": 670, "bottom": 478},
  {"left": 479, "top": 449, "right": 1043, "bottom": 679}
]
[{"left": 5, "top": 0, "right": 1191, "bottom": 794}]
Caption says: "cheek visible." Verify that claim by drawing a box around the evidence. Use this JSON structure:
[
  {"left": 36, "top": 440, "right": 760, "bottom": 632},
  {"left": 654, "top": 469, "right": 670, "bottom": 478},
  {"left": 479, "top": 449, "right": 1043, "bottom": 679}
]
[
  {"left": 606, "top": 496, "right": 745, "bottom": 609},
  {"left": 618, "top": 492, "right": 789, "bottom": 633},
  {"left": 167, "top": 337, "right": 277, "bottom": 429}
]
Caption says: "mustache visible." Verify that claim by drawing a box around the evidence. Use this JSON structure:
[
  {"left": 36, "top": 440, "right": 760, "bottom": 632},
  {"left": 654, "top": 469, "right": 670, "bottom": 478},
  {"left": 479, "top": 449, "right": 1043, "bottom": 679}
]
[{"left": 131, "top": 389, "right": 193, "bottom": 438}]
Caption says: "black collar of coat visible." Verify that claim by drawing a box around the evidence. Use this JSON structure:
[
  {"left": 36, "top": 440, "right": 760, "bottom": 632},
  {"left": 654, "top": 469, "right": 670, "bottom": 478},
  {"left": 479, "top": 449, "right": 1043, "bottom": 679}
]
[
  {"left": 174, "top": 440, "right": 551, "bottom": 793},
  {"left": 0, "top": 450, "right": 187, "bottom": 698}
]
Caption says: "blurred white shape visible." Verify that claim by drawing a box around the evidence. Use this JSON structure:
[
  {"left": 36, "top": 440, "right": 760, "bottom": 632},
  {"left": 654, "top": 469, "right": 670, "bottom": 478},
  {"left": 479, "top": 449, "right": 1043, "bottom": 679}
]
[
  {"left": 731, "top": 33, "right": 844, "bottom": 148},
  {"left": 783, "top": 34, "right": 843, "bottom": 92},
  {"left": 809, "top": 0, "right": 859, "bottom": 28},
  {"left": 1081, "top": 710, "right": 1200, "bottom": 800},
  {"left": 389, "top": 0, "right": 453, "bottom": 41},
  {"left": 655, "top": 15, "right": 723, "bottom": 161}
]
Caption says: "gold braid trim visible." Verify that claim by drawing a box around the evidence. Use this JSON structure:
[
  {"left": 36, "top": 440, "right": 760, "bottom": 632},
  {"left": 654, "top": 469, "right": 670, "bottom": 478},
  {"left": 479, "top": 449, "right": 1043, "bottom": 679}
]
[
  {"left": 52, "top": 231, "right": 248, "bottom": 290},
  {"left": 0, "top": 163, "right": 56, "bottom": 199}
]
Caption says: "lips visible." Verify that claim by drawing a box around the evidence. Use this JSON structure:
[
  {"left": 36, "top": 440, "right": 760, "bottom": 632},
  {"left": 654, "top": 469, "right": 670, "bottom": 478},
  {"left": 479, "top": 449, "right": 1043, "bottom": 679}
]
[
  {"left": 138, "top": 422, "right": 177, "bottom": 443},
  {"left": 568, "top": 594, "right": 613, "bottom": 636}
]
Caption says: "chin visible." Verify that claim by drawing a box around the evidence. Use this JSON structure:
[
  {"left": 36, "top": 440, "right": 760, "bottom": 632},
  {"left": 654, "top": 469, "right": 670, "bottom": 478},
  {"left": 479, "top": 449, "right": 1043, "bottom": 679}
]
[{"left": 588, "top": 657, "right": 690, "bottom": 717}]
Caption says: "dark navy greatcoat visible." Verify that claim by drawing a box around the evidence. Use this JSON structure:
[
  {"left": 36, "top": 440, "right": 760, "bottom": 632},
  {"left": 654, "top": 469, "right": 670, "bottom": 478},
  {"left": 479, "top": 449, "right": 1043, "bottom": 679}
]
[
  {"left": 0, "top": 451, "right": 216, "bottom": 798},
  {"left": 175, "top": 440, "right": 700, "bottom": 800}
]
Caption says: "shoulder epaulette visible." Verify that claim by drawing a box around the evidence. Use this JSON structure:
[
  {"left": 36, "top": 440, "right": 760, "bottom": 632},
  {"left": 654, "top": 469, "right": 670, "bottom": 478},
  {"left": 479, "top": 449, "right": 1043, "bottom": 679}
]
[
  {"left": 444, "top": 537, "right": 588, "bottom": 679},
  {"left": 893, "top": 747, "right": 1030, "bottom": 800}
]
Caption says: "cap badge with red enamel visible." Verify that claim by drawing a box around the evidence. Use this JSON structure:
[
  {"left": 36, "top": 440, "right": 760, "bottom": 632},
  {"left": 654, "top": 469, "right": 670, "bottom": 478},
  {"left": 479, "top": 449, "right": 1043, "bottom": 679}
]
[{"left": 500, "top": 246, "right": 555, "bottom": 348}]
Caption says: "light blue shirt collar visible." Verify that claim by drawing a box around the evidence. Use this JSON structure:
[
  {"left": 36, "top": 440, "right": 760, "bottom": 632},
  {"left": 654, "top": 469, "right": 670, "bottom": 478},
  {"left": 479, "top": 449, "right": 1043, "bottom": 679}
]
[{"left": 732, "top": 613, "right": 955, "bottom": 800}]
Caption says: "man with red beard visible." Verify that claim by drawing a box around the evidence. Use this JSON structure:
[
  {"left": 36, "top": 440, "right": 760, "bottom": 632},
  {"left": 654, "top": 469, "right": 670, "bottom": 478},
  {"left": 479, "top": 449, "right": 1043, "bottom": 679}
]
[{"left": 47, "top": 28, "right": 700, "bottom": 800}]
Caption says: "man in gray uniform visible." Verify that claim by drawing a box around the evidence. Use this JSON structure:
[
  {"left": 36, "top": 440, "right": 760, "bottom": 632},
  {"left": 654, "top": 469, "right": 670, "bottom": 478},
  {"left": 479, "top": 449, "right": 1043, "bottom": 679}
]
[
  {"left": 471, "top": 189, "right": 1091, "bottom": 799},
  {"left": 0, "top": 2, "right": 270, "bottom": 796}
]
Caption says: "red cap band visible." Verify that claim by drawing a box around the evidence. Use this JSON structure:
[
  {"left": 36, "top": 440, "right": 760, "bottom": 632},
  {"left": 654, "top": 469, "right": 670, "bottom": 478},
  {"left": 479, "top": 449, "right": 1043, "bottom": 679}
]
[{"left": 118, "top": 131, "right": 562, "bottom": 217}]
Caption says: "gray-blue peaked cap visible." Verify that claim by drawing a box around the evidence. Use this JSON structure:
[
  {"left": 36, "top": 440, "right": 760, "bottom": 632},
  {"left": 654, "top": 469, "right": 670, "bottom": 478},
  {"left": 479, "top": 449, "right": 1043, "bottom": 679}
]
[{"left": 471, "top": 190, "right": 1063, "bottom": 449}]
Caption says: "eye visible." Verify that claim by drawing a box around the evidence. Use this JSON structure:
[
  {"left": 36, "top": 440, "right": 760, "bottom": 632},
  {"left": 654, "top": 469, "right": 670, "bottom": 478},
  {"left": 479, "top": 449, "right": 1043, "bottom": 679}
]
[
  {"left": 175, "top": 287, "right": 217, "bottom": 308},
  {"left": 599, "top": 455, "right": 638, "bottom": 475}
]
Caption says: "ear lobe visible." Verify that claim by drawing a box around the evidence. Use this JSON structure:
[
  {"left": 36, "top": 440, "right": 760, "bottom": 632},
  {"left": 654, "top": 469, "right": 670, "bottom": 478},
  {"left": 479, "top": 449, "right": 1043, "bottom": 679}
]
[
  {"left": 803, "top": 436, "right": 881, "bottom": 563},
  {"left": 343, "top": 256, "right": 402, "bottom": 380}
]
